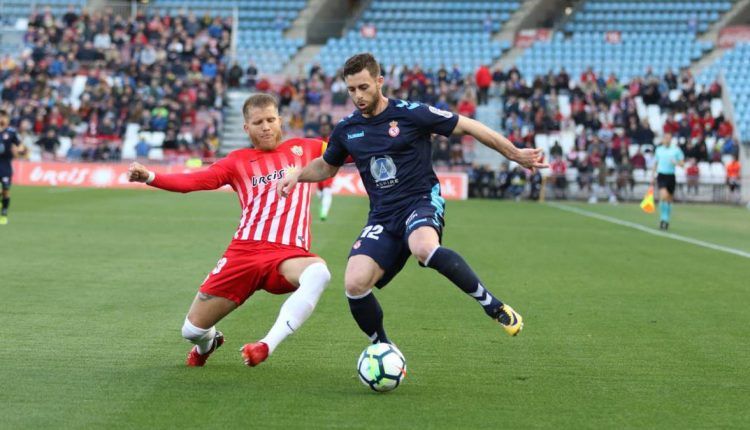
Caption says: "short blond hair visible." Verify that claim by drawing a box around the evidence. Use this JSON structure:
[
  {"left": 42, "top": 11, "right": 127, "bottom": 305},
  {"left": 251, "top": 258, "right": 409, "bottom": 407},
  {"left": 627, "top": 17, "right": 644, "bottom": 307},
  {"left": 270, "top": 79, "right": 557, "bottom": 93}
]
[{"left": 242, "top": 94, "right": 279, "bottom": 119}]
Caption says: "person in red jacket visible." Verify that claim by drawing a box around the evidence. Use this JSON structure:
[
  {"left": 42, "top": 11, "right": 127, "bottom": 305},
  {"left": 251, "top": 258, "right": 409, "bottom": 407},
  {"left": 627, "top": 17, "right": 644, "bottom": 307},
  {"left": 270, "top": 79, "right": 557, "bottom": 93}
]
[{"left": 475, "top": 64, "right": 492, "bottom": 105}]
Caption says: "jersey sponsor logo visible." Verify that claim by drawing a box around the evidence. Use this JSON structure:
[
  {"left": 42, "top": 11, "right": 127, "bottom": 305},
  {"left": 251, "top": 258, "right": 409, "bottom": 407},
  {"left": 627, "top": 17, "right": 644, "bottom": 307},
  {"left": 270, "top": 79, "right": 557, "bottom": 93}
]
[
  {"left": 369, "top": 155, "right": 398, "bottom": 189},
  {"left": 347, "top": 131, "right": 365, "bottom": 140},
  {"left": 388, "top": 120, "right": 400, "bottom": 137},
  {"left": 2, "top": 133, "right": 8, "bottom": 140},
  {"left": 251, "top": 168, "right": 287, "bottom": 187},
  {"left": 405, "top": 210, "right": 419, "bottom": 226},
  {"left": 428, "top": 105, "right": 453, "bottom": 118},
  {"left": 291, "top": 145, "right": 303, "bottom": 156}
]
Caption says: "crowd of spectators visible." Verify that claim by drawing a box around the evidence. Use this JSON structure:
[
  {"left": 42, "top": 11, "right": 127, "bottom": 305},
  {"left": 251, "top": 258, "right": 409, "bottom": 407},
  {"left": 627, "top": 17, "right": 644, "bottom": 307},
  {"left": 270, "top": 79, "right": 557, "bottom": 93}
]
[
  {"left": 0, "top": 8, "right": 741, "bottom": 202},
  {"left": 0, "top": 7, "right": 229, "bottom": 162},
  {"left": 222, "top": 58, "right": 741, "bottom": 201},
  {"left": 237, "top": 61, "right": 495, "bottom": 165},
  {"left": 466, "top": 65, "right": 741, "bottom": 201}
]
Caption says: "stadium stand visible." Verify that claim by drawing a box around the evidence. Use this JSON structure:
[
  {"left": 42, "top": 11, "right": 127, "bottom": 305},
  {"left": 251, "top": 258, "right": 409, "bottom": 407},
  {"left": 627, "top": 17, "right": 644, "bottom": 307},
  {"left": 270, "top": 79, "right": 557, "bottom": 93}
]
[
  {"left": 698, "top": 42, "right": 750, "bottom": 143},
  {"left": 155, "top": 0, "right": 306, "bottom": 74},
  {"left": 516, "top": 0, "right": 735, "bottom": 82},
  {"left": 314, "top": 0, "right": 518, "bottom": 76},
  {"left": 0, "top": 1, "right": 744, "bottom": 203},
  {"left": 1, "top": 8, "right": 229, "bottom": 162}
]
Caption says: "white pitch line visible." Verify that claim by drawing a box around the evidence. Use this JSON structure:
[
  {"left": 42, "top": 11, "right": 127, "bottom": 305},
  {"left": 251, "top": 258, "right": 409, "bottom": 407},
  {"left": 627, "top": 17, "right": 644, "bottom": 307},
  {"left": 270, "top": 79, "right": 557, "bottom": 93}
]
[{"left": 548, "top": 202, "right": 750, "bottom": 260}]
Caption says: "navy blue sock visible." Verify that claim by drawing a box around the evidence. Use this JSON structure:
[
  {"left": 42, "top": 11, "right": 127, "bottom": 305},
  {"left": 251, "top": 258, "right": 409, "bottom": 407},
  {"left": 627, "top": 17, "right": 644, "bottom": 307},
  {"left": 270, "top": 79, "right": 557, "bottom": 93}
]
[
  {"left": 426, "top": 247, "right": 503, "bottom": 317},
  {"left": 347, "top": 291, "right": 390, "bottom": 344},
  {"left": 1, "top": 197, "right": 8, "bottom": 216}
]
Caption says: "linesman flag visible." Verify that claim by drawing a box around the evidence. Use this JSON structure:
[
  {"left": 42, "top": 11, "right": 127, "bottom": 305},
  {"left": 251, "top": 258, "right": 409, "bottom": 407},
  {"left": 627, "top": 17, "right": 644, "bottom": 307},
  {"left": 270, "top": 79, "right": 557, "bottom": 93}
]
[{"left": 640, "top": 186, "right": 655, "bottom": 213}]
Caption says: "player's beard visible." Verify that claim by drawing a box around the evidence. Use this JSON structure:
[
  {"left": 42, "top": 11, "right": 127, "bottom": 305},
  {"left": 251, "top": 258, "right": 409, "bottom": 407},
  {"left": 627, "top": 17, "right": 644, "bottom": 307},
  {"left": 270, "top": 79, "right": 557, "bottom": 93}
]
[
  {"left": 252, "top": 129, "right": 281, "bottom": 151},
  {"left": 358, "top": 86, "right": 382, "bottom": 117}
]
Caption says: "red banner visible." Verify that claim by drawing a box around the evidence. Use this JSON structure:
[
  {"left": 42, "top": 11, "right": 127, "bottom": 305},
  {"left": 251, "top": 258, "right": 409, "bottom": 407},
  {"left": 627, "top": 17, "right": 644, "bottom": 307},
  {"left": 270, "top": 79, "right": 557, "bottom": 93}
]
[
  {"left": 12, "top": 162, "right": 469, "bottom": 200},
  {"left": 11, "top": 161, "right": 197, "bottom": 189},
  {"left": 514, "top": 28, "right": 552, "bottom": 48},
  {"left": 718, "top": 26, "right": 750, "bottom": 48}
]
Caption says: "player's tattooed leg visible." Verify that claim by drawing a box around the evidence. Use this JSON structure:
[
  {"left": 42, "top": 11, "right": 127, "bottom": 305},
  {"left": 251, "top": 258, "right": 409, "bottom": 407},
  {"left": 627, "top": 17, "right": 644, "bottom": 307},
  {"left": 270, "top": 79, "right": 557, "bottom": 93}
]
[{"left": 198, "top": 292, "right": 217, "bottom": 301}]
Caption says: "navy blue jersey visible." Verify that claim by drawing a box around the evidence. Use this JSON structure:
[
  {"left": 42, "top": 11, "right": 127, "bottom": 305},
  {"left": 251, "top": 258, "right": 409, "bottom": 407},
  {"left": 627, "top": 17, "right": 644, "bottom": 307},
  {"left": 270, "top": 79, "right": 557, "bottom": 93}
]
[
  {"left": 324, "top": 99, "right": 458, "bottom": 218},
  {"left": 0, "top": 127, "right": 21, "bottom": 165}
]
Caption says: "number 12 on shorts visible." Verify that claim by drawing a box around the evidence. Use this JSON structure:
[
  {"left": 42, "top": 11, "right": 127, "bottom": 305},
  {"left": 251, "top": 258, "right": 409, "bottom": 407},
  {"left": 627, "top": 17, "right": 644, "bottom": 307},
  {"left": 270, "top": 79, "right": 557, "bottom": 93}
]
[{"left": 360, "top": 224, "right": 383, "bottom": 240}]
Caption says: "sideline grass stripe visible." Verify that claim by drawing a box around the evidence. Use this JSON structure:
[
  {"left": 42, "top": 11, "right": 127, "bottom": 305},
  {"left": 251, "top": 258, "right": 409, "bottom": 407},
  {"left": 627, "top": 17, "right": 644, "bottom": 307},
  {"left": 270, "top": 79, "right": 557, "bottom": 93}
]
[{"left": 548, "top": 202, "right": 750, "bottom": 259}]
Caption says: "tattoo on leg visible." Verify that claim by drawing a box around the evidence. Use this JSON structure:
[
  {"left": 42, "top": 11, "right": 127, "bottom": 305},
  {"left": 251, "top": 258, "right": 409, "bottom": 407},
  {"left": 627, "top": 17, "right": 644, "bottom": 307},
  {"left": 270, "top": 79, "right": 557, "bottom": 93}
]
[{"left": 198, "top": 293, "right": 216, "bottom": 301}]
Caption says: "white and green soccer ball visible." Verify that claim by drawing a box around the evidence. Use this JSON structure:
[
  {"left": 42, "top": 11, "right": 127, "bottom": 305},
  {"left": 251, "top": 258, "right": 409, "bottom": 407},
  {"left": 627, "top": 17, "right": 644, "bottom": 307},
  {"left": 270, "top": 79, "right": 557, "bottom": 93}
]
[{"left": 357, "top": 343, "right": 407, "bottom": 392}]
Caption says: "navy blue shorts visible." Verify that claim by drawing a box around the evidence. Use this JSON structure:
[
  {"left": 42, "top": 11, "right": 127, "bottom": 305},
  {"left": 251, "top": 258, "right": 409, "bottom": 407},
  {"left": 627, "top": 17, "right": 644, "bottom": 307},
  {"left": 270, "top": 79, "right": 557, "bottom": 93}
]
[
  {"left": 0, "top": 165, "right": 11, "bottom": 191},
  {"left": 349, "top": 194, "right": 445, "bottom": 288}
]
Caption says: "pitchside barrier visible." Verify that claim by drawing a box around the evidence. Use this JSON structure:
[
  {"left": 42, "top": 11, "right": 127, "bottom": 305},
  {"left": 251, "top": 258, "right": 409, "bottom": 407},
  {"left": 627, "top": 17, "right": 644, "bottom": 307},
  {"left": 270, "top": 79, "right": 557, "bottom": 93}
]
[{"left": 11, "top": 161, "right": 470, "bottom": 200}]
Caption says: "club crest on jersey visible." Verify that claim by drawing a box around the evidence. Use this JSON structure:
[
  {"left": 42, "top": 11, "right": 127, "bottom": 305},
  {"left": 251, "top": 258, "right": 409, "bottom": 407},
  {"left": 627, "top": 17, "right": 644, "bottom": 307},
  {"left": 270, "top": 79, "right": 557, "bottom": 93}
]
[
  {"left": 388, "top": 121, "right": 400, "bottom": 137},
  {"left": 369, "top": 155, "right": 398, "bottom": 189},
  {"left": 291, "top": 145, "right": 303, "bottom": 156}
]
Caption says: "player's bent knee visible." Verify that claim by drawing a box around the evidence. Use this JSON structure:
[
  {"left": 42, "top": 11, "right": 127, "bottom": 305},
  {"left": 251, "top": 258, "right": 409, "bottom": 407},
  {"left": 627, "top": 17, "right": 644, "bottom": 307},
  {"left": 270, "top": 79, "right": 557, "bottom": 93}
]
[
  {"left": 344, "top": 277, "right": 372, "bottom": 297},
  {"left": 301, "top": 261, "right": 331, "bottom": 287},
  {"left": 411, "top": 244, "right": 439, "bottom": 265}
]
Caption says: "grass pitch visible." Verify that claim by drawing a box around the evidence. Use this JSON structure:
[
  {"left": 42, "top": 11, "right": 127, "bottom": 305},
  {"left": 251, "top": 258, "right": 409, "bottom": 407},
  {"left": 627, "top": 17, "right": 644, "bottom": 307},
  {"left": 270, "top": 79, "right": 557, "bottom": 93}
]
[{"left": 1, "top": 186, "right": 748, "bottom": 429}]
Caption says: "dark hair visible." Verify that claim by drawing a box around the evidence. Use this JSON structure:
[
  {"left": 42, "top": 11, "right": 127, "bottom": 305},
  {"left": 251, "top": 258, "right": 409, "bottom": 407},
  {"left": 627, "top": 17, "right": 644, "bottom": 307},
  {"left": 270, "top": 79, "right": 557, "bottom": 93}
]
[
  {"left": 242, "top": 93, "right": 278, "bottom": 119},
  {"left": 342, "top": 52, "right": 380, "bottom": 79},
  {"left": 0, "top": 110, "right": 7, "bottom": 117}
]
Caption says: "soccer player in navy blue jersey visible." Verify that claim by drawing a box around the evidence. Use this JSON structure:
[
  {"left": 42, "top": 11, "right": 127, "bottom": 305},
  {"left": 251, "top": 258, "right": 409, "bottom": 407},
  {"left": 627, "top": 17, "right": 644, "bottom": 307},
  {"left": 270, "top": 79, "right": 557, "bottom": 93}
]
[
  {"left": 279, "top": 53, "right": 547, "bottom": 343},
  {"left": 0, "top": 110, "right": 26, "bottom": 225}
]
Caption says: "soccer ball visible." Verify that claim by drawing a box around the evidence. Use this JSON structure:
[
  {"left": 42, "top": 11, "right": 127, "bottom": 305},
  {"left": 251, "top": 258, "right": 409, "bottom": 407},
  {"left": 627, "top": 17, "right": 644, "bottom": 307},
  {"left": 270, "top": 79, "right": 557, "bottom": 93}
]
[{"left": 356, "top": 343, "right": 407, "bottom": 392}]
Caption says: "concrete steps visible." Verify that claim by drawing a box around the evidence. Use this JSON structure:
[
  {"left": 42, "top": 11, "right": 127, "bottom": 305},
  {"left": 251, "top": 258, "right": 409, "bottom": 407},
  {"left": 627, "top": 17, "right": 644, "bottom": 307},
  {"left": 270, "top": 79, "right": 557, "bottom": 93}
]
[{"left": 219, "top": 90, "right": 254, "bottom": 154}]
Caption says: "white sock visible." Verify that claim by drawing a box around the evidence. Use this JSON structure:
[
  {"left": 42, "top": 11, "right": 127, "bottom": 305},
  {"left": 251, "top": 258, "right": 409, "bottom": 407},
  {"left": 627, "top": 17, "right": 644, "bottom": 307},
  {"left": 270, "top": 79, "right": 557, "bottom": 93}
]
[
  {"left": 261, "top": 262, "right": 330, "bottom": 355},
  {"left": 320, "top": 188, "right": 332, "bottom": 218},
  {"left": 181, "top": 317, "right": 216, "bottom": 354}
]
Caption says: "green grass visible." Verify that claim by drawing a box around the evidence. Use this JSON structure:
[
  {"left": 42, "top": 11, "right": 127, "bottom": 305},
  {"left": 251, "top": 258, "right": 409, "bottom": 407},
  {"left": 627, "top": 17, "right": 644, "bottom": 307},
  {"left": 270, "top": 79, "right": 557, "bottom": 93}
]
[{"left": 1, "top": 186, "right": 749, "bottom": 429}]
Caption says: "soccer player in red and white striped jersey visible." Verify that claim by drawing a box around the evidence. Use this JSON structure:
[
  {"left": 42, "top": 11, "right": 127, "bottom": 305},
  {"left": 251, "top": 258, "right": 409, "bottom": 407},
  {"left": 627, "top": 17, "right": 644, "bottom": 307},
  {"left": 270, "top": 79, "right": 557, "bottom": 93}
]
[{"left": 128, "top": 94, "right": 331, "bottom": 368}]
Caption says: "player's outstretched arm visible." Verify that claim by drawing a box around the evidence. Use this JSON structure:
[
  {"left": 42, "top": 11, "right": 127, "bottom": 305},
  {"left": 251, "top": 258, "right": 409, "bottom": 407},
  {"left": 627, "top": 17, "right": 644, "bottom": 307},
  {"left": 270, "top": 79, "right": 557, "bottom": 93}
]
[
  {"left": 452, "top": 115, "right": 548, "bottom": 171},
  {"left": 278, "top": 157, "right": 339, "bottom": 198},
  {"left": 128, "top": 162, "right": 228, "bottom": 193}
]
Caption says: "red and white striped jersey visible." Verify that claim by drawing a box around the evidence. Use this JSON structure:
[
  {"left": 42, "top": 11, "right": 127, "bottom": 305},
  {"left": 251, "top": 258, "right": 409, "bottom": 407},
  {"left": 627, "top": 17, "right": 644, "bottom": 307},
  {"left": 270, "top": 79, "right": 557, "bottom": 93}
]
[{"left": 149, "top": 138, "right": 324, "bottom": 251}]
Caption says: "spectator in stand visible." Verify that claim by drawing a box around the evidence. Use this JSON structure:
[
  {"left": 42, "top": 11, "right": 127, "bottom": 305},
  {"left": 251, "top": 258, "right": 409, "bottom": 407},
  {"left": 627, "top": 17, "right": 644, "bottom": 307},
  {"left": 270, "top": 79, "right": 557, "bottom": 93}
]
[
  {"left": 245, "top": 61, "right": 258, "bottom": 89},
  {"left": 432, "top": 135, "right": 451, "bottom": 167},
  {"left": 664, "top": 68, "right": 678, "bottom": 90},
  {"left": 475, "top": 64, "right": 491, "bottom": 105},
  {"left": 508, "top": 166, "right": 526, "bottom": 201},
  {"left": 228, "top": 61, "right": 243, "bottom": 88},
  {"left": 685, "top": 158, "right": 700, "bottom": 195},
  {"left": 722, "top": 136, "right": 738, "bottom": 157},
  {"left": 550, "top": 154, "right": 567, "bottom": 199},
  {"left": 36, "top": 128, "right": 60, "bottom": 160},
  {"left": 663, "top": 113, "right": 679, "bottom": 135},
  {"left": 495, "top": 163, "right": 510, "bottom": 198},
  {"left": 457, "top": 95, "right": 476, "bottom": 119}
]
